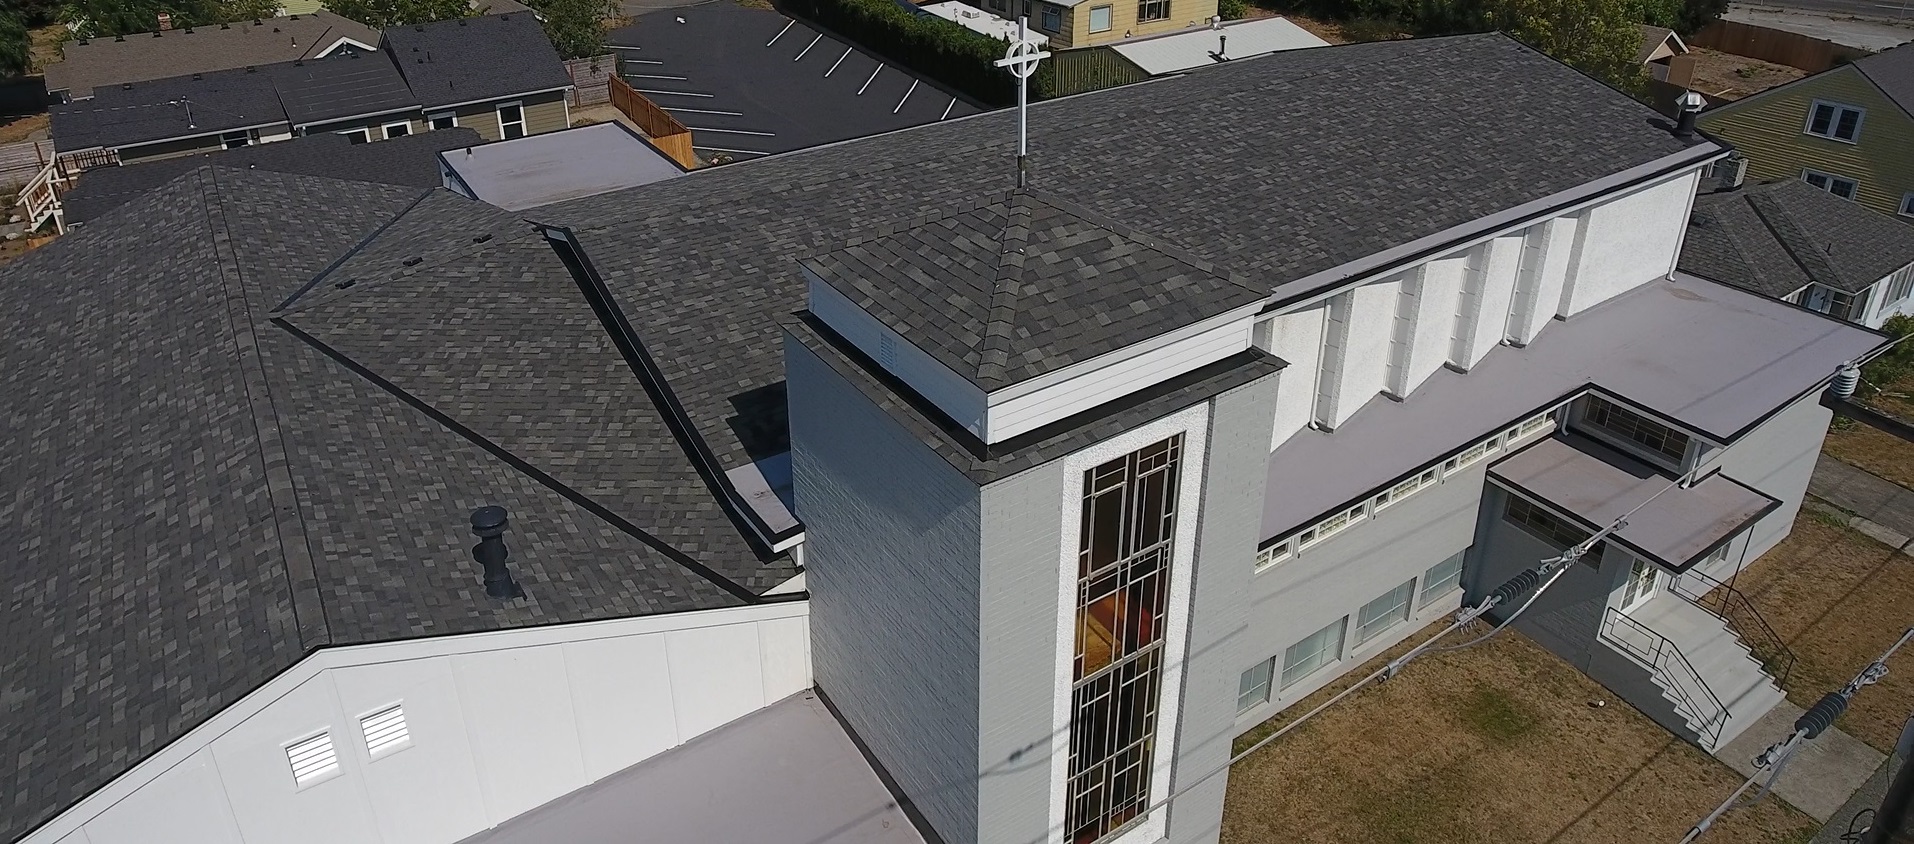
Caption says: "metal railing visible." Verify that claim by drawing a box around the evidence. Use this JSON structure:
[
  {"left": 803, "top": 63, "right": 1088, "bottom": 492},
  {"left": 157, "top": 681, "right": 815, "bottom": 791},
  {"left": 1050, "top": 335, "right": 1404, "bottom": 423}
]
[
  {"left": 1602, "top": 607, "right": 1730, "bottom": 747},
  {"left": 1671, "top": 568, "right": 1797, "bottom": 688}
]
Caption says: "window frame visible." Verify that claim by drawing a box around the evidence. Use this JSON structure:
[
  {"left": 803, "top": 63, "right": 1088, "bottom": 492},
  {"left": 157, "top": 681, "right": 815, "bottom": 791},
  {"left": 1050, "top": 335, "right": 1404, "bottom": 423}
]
[
  {"left": 1802, "top": 168, "right": 1860, "bottom": 201},
  {"left": 381, "top": 121, "right": 412, "bottom": 140},
  {"left": 1803, "top": 100, "right": 1866, "bottom": 143},
  {"left": 1504, "top": 495, "right": 1605, "bottom": 566},
  {"left": 1136, "top": 0, "right": 1170, "bottom": 21},
  {"left": 1354, "top": 579, "right": 1416, "bottom": 645},
  {"left": 1088, "top": 3, "right": 1113, "bottom": 31},
  {"left": 496, "top": 101, "right": 527, "bottom": 140},
  {"left": 1237, "top": 658, "right": 1275, "bottom": 713},
  {"left": 220, "top": 129, "right": 255, "bottom": 150},
  {"left": 1040, "top": 1, "right": 1062, "bottom": 31},
  {"left": 1421, "top": 552, "right": 1465, "bottom": 603},
  {"left": 428, "top": 111, "right": 458, "bottom": 131},
  {"left": 337, "top": 128, "right": 371, "bottom": 144},
  {"left": 1573, "top": 394, "right": 1692, "bottom": 471},
  {"left": 1900, "top": 193, "right": 1914, "bottom": 220},
  {"left": 1280, "top": 617, "right": 1346, "bottom": 689}
]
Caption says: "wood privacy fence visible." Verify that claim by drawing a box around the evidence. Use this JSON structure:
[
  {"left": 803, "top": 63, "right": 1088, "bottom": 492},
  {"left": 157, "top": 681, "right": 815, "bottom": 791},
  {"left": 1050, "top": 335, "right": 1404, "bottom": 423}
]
[
  {"left": 0, "top": 139, "right": 56, "bottom": 190},
  {"left": 1690, "top": 20, "right": 1872, "bottom": 73},
  {"left": 608, "top": 75, "right": 699, "bottom": 169},
  {"left": 565, "top": 54, "right": 615, "bottom": 107}
]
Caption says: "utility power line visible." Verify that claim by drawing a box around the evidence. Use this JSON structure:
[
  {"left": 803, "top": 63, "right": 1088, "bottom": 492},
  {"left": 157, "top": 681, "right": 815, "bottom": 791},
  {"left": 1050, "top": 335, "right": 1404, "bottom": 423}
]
[{"left": 1683, "top": 628, "right": 1914, "bottom": 843}]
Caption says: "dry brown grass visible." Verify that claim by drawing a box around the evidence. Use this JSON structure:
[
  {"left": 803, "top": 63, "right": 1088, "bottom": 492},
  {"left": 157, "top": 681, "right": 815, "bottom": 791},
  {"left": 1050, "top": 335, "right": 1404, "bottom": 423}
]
[
  {"left": 1688, "top": 47, "right": 1807, "bottom": 100},
  {"left": 1724, "top": 516, "right": 1914, "bottom": 753},
  {"left": 1825, "top": 415, "right": 1914, "bottom": 490},
  {"left": 1222, "top": 623, "right": 1817, "bottom": 844},
  {"left": 0, "top": 113, "right": 49, "bottom": 144}
]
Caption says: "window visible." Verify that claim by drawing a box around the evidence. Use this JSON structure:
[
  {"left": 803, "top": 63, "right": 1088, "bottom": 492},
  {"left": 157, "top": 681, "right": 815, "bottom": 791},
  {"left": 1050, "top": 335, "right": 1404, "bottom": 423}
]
[
  {"left": 428, "top": 112, "right": 457, "bottom": 131},
  {"left": 1804, "top": 100, "right": 1865, "bottom": 142},
  {"left": 1889, "top": 265, "right": 1914, "bottom": 305},
  {"left": 1902, "top": 193, "right": 1914, "bottom": 219},
  {"left": 1040, "top": 2, "right": 1061, "bottom": 30},
  {"left": 1422, "top": 552, "right": 1465, "bottom": 603},
  {"left": 1355, "top": 579, "right": 1415, "bottom": 644},
  {"left": 1803, "top": 169, "right": 1859, "bottom": 201},
  {"left": 497, "top": 103, "right": 526, "bottom": 140},
  {"left": 1238, "top": 659, "right": 1274, "bottom": 712},
  {"left": 1068, "top": 436, "right": 1182, "bottom": 844},
  {"left": 220, "top": 129, "right": 254, "bottom": 150},
  {"left": 1442, "top": 440, "right": 1494, "bottom": 475},
  {"left": 1255, "top": 540, "right": 1292, "bottom": 571},
  {"left": 1375, "top": 467, "right": 1438, "bottom": 512},
  {"left": 1517, "top": 411, "right": 1555, "bottom": 438},
  {"left": 1299, "top": 501, "right": 1365, "bottom": 550},
  {"left": 1504, "top": 496, "right": 1604, "bottom": 566},
  {"left": 1803, "top": 283, "right": 1871, "bottom": 322},
  {"left": 1088, "top": 4, "right": 1112, "bottom": 30},
  {"left": 382, "top": 121, "right": 411, "bottom": 139},
  {"left": 1281, "top": 618, "right": 1346, "bottom": 688},
  {"left": 339, "top": 128, "right": 371, "bottom": 144},
  {"left": 1577, "top": 395, "right": 1690, "bottom": 468},
  {"left": 1137, "top": 0, "right": 1169, "bottom": 21}
]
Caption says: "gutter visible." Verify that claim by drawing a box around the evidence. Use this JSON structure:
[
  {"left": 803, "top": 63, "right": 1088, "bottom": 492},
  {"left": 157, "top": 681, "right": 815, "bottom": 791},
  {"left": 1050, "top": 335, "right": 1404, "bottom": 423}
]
[{"left": 421, "top": 84, "right": 573, "bottom": 113}]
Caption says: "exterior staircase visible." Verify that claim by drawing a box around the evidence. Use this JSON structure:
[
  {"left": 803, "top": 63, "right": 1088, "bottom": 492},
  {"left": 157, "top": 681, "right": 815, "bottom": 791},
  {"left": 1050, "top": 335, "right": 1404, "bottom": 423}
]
[{"left": 1594, "top": 595, "right": 1787, "bottom": 752}]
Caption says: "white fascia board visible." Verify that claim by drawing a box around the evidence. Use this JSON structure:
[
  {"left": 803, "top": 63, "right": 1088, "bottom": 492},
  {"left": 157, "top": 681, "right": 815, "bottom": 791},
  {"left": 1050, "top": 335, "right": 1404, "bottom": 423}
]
[
  {"left": 314, "top": 36, "right": 380, "bottom": 57},
  {"left": 1265, "top": 149, "right": 1728, "bottom": 314},
  {"left": 986, "top": 299, "right": 1267, "bottom": 404},
  {"left": 18, "top": 600, "right": 809, "bottom": 844},
  {"left": 426, "top": 85, "right": 573, "bottom": 112}
]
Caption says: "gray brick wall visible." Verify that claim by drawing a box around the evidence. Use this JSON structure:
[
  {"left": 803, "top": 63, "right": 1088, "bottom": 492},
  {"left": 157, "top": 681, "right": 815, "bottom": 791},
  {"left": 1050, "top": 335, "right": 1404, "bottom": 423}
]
[{"left": 788, "top": 336, "right": 982, "bottom": 844}]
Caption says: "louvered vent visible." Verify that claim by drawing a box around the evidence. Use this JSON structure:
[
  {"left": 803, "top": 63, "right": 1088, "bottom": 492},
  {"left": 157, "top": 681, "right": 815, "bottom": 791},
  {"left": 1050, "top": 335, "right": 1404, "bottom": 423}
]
[
  {"left": 286, "top": 732, "right": 339, "bottom": 787},
  {"left": 360, "top": 704, "right": 411, "bottom": 758}
]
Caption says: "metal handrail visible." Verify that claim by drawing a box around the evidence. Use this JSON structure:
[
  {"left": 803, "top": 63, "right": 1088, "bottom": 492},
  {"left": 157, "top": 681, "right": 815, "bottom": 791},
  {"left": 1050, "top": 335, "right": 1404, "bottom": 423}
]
[
  {"left": 1671, "top": 568, "right": 1797, "bottom": 688},
  {"left": 1602, "top": 607, "right": 1730, "bottom": 747}
]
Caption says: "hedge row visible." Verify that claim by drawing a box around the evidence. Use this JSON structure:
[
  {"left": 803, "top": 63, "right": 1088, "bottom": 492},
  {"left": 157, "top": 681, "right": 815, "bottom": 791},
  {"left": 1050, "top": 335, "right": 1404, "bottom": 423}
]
[{"left": 782, "top": 0, "right": 1056, "bottom": 106}]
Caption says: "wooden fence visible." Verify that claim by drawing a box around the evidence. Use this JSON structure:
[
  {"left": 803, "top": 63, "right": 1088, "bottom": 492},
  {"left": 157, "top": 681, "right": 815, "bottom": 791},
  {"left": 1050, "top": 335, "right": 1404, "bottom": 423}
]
[
  {"left": 1689, "top": 19, "right": 1873, "bottom": 73},
  {"left": 608, "top": 75, "right": 699, "bottom": 169},
  {"left": 0, "top": 139, "right": 56, "bottom": 191},
  {"left": 565, "top": 54, "right": 615, "bottom": 108}
]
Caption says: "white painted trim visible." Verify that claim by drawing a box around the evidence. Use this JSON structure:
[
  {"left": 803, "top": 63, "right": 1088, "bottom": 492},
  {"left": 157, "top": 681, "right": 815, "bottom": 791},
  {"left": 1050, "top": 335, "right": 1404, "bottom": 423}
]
[
  {"left": 989, "top": 302, "right": 1264, "bottom": 402},
  {"left": 1046, "top": 403, "right": 1209, "bottom": 844},
  {"left": 805, "top": 270, "right": 989, "bottom": 437},
  {"left": 427, "top": 111, "right": 459, "bottom": 130},
  {"left": 313, "top": 36, "right": 379, "bottom": 58},
  {"left": 21, "top": 601, "right": 808, "bottom": 844},
  {"left": 1802, "top": 98, "right": 1866, "bottom": 144},
  {"left": 425, "top": 86, "right": 572, "bottom": 113}
]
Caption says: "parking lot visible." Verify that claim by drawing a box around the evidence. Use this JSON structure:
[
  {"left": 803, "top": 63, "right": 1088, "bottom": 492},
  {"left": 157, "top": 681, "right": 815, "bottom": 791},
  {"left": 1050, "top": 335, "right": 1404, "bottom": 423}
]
[{"left": 606, "top": 1, "right": 985, "bottom": 158}]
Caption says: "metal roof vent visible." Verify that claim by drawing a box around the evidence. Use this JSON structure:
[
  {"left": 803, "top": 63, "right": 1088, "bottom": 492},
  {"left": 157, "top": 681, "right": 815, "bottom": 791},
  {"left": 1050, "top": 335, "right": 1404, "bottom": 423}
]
[
  {"left": 1674, "top": 90, "right": 1704, "bottom": 140},
  {"left": 471, "top": 506, "right": 524, "bottom": 600},
  {"left": 285, "top": 732, "right": 340, "bottom": 788},
  {"left": 360, "top": 705, "right": 412, "bottom": 758}
]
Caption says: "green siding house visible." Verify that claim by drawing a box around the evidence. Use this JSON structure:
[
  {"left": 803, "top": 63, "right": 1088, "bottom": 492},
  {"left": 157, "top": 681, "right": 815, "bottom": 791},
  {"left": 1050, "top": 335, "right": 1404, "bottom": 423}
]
[{"left": 1698, "top": 43, "right": 1914, "bottom": 221}]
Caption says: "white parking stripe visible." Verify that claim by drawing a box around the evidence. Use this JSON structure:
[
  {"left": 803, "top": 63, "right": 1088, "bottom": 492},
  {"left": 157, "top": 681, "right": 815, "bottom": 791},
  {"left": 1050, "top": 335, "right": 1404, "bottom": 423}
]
[
  {"left": 893, "top": 79, "right": 918, "bottom": 114},
  {"left": 942, "top": 98, "right": 956, "bottom": 120},
  {"left": 637, "top": 89, "right": 715, "bottom": 98},
  {"left": 626, "top": 74, "right": 688, "bottom": 80},
  {"left": 858, "top": 64, "right": 883, "bottom": 95},
  {"left": 686, "top": 126, "right": 777, "bottom": 136},
  {"left": 697, "top": 146, "right": 770, "bottom": 156},
  {"left": 826, "top": 47, "right": 853, "bottom": 77},
  {"left": 794, "top": 33, "right": 822, "bottom": 61},
  {"left": 664, "top": 106, "right": 746, "bottom": 116},
  {"left": 766, "top": 20, "right": 794, "bottom": 46}
]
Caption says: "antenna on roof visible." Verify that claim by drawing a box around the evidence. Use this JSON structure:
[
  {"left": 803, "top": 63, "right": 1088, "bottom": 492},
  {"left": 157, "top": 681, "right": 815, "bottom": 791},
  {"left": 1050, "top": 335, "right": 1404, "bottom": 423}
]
[{"left": 992, "top": 17, "right": 1049, "bottom": 189}]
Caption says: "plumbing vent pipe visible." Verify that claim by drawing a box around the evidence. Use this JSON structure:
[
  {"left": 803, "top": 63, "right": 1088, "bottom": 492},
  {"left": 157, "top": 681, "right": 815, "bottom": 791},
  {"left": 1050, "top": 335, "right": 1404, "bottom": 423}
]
[{"left": 470, "top": 506, "right": 525, "bottom": 600}]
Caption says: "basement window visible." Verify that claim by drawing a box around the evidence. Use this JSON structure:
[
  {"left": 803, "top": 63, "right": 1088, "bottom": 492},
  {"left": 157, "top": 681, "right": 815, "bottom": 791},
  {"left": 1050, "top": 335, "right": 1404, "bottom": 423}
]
[{"left": 1804, "top": 100, "right": 1865, "bottom": 142}]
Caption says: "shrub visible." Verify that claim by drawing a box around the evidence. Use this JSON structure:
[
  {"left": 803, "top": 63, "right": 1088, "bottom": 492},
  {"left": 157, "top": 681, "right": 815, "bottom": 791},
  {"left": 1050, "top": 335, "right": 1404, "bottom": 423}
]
[
  {"left": 1861, "top": 314, "right": 1914, "bottom": 395},
  {"left": 1219, "top": 0, "right": 1249, "bottom": 18},
  {"left": 782, "top": 0, "right": 1040, "bottom": 106}
]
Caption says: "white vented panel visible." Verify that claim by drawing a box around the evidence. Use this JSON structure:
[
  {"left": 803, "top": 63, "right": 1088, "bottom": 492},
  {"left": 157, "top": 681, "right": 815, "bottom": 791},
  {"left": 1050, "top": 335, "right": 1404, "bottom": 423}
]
[
  {"left": 285, "top": 733, "right": 339, "bottom": 787},
  {"left": 359, "top": 705, "right": 411, "bottom": 758}
]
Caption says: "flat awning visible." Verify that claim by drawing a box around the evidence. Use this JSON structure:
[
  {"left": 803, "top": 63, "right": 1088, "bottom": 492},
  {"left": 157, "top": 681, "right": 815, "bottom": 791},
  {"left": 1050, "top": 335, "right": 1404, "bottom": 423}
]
[{"left": 1489, "top": 436, "right": 1779, "bottom": 571}]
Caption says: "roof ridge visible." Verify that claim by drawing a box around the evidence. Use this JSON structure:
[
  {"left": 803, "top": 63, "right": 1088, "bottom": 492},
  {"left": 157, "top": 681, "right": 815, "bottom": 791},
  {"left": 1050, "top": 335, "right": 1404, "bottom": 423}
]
[
  {"left": 1030, "top": 188, "right": 1265, "bottom": 294},
  {"left": 976, "top": 191, "right": 1036, "bottom": 383}
]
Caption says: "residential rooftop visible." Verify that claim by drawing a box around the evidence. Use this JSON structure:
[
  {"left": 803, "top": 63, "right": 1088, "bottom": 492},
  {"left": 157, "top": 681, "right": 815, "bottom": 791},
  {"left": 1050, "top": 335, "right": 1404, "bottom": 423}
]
[
  {"left": 381, "top": 13, "right": 572, "bottom": 110},
  {"left": 1110, "top": 16, "right": 1329, "bottom": 75},
  {"left": 440, "top": 123, "right": 687, "bottom": 210},
  {"left": 50, "top": 63, "right": 285, "bottom": 151},
  {"left": 266, "top": 47, "right": 419, "bottom": 127},
  {"left": 1852, "top": 41, "right": 1914, "bottom": 116},
  {"left": 1682, "top": 179, "right": 1914, "bottom": 298},
  {"left": 43, "top": 11, "right": 380, "bottom": 98}
]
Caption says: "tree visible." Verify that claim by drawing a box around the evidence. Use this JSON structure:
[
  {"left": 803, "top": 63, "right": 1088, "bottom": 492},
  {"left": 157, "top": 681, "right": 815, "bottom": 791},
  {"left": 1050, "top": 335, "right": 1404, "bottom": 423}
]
[
  {"left": 522, "top": 0, "right": 616, "bottom": 59},
  {"left": 61, "top": 0, "right": 294, "bottom": 38},
  {"left": 318, "top": 0, "right": 470, "bottom": 28},
  {"left": 1480, "top": 0, "right": 1644, "bottom": 90},
  {"left": 0, "top": 10, "right": 29, "bottom": 79}
]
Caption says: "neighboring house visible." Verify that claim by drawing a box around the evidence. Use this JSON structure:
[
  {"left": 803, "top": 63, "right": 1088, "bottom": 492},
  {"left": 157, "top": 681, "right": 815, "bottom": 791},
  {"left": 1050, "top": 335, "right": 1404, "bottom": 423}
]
[
  {"left": 48, "top": 49, "right": 423, "bottom": 165},
  {"left": 382, "top": 13, "right": 574, "bottom": 142},
  {"left": 920, "top": 1, "right": 1040, "bottom": 43},
  {"left": 1109, "top": 15, "right": 1327, "bottom": 74},
  {"left": 968, "top": 0, "right": 1218, "bottom": 49},
  {"left": 1698, "top": 42, "right": 1914, "bottom": 220},
  {"left": 1638, "top": 24, "right": 1694, "bottom": 87},
  {"left": 1680, "top": 179, "right": 1914, "bottom": 328},
  {"left": 42, "top": 12, "right": 381, "bottom": 102},
  {"left": 1, "top": 33, "right": 1885, "bottom": 844},
  {"left": 60, "top": 128, "right": 482, "bottom": 224}
]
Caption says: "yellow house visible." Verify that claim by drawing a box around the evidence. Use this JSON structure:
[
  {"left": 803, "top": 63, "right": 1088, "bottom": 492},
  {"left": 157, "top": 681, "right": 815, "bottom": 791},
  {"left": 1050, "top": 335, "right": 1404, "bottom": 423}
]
[
  {"left": 969, "top": 0, "right": 1218, "bottom": 49},
  {"left": 1697, "top": 43, "right": 1914, "bottom": 221}
]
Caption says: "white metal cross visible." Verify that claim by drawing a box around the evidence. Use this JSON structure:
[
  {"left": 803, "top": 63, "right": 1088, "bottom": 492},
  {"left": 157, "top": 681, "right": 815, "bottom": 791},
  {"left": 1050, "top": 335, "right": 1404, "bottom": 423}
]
[{"left": 993, "top": 18, "right": 1050, "bottom": 188}]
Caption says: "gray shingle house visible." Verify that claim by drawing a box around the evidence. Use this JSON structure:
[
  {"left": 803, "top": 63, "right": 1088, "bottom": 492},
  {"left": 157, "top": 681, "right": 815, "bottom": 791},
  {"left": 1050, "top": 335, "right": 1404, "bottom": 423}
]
[
  {"left": 381, "top": 13, "right": 574, "bottom": 141},
  {"left": 0, "top": 32, "right": 1885, "bottom": 844}
]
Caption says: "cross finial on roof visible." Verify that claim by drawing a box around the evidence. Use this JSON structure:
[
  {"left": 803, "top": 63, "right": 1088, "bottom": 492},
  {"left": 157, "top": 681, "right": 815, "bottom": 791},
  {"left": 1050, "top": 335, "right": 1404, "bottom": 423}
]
[{"left": 993, "top": 18, "right": 1050, "bottom": 189}]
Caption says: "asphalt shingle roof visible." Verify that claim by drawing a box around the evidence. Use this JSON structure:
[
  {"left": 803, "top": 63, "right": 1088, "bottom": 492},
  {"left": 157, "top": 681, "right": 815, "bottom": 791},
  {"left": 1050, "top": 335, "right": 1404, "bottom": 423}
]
[
  {"left": 803, "top": 190, "right": 1266, "bottom": 389},
  {"left": 382, "top": 13, "right": 572, "bottom": 109},
  {"left": 43, "top": 12, "right": 380, "bottom": 98},
  {"left": 49, "top": 64, "right": 286, "bottom": 150},
  {"left": 1854, "top": 42, "right": 1914, "bottom": 118},
  {"left": 62, "top": 127, "right": 480, "bottom": 224},
  {"left": 265, "top": 47, "right": 420, "bottom": 126},
  {"left": 1681, "top": 180, "right": 1914, "bottom": 297}
]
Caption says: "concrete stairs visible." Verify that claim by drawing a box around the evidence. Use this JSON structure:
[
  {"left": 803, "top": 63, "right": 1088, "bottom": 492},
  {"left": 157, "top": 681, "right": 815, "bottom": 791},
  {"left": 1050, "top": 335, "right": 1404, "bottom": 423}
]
[{"left": 1601, "top": 596, "right": 1786, "bottom": 752}]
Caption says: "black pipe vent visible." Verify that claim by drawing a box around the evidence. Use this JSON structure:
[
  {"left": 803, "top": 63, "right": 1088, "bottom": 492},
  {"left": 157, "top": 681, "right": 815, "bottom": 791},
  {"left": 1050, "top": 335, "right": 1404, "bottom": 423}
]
[{"left": 470, "top": 506, "right": 525, "bottom": 600}]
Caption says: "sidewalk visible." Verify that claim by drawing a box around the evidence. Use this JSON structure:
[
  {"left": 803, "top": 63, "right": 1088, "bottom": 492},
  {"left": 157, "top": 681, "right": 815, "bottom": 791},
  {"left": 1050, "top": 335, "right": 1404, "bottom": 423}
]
[
  {"left": 1713, "top": 702, "right": 1885, "bottom": 822},
  {"left": 1808, "top": 454, "right": 1914, "bottom": 552}
]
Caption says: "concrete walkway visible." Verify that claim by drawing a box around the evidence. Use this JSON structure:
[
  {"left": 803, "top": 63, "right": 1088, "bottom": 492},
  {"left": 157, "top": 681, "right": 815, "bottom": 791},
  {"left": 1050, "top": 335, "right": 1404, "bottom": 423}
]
[
  {"left": 1811, "top": 757, "right": 1894, "bottom": 844},
  {"left": 1809, "top": 455, "right": 1914, "bottom": 553},
  {"left": 1712, "top": 701, "right": 1886, "bottom": 822}
]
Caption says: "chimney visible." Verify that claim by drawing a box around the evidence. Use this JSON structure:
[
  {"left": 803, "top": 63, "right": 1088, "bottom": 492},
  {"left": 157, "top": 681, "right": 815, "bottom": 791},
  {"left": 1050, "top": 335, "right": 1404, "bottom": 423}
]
[
  {"left": 1673, "top": 90, "right": 1704, "bottom": 140},
  {"left": 470, "top": 506, "right": 525, "bottom": 600}
]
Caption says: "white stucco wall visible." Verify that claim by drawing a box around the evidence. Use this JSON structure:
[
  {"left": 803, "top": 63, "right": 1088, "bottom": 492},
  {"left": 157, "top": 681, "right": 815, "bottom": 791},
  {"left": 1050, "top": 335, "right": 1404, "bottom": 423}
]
[
  {"left": 1266, "top": 305, "right": 1324, "bottom": 450},
  {"left": 23, "top": 603, "right": 812, "bottom": 844},
  {"left": 1559, "top": 170, "right": 1700, "bottom": 316},
  {"left": 1326, "top": 277, "right": 1397, "bottom": 429}
]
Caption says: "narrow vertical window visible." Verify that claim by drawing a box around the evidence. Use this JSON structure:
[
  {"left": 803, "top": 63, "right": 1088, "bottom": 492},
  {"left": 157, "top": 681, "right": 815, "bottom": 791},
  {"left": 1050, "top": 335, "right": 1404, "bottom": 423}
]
[{"left": 1069, "top": 435, "right": 1182, "bottom": 844}]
